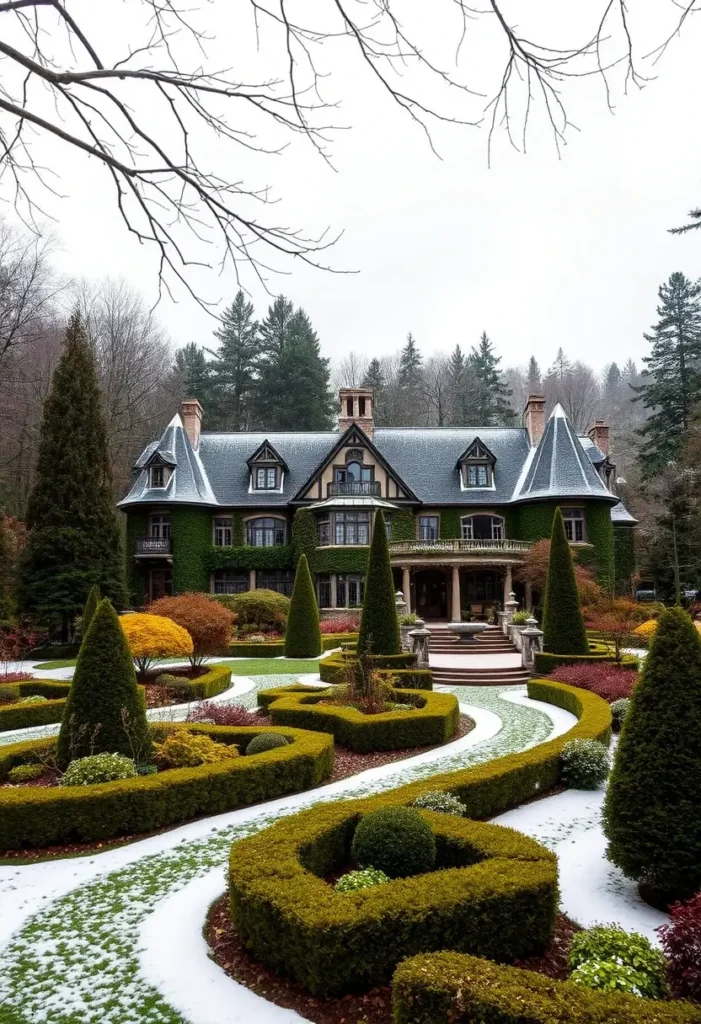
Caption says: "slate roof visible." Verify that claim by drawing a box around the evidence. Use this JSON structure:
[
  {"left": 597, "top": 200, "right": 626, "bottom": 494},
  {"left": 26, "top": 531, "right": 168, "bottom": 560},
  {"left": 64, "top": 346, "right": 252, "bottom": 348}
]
[{"left": 120, "top": 405, "right": 631, "bottom": 524}]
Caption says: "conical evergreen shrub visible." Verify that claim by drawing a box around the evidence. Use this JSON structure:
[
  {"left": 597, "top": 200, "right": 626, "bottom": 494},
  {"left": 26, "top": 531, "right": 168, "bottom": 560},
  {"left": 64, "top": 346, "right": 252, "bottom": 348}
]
[
  {"left": 57, "top": 599, "right": 152, "bottom": 767},
  {"left": 285, "top": 554, "right": 321, "bottom": 658},
  {"left": 82, "top": 584, "right": 101, "bottom": 636},
  {"left": 603, "top": 607, "right": 701, "bottom": 904},
  {"left": 358, "top": 510, "right": 400, "bottom": 657},
  {"left": 19, "top": 311, "right": 126, "bottom": 638},
  {"left": 542, "top": 507, "right": 589, "bottom": 655}
]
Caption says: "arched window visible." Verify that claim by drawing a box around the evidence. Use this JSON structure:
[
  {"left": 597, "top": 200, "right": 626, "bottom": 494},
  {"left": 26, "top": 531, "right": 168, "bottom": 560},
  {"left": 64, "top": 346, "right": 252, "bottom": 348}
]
[
  {"left": 461, "top": 515, "right": 504, "bottom": 541},
  {"left": 245, "top": 517, "right": 286, "bottom": 547}
]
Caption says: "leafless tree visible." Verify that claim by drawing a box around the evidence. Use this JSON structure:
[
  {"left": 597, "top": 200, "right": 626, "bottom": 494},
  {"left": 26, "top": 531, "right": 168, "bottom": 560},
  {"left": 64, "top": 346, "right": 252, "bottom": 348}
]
[
  {"left": 331, "top": 351, "right": 369, "bottom": 390},
  {"left": 0, "top": 2, "right": 696, "bottom": 306},
  {"left": 422, "top": 355, "right": 451, "bottom": 427},
  {"left": 0, "top": 218, "right": 62, "bottom": 366}
]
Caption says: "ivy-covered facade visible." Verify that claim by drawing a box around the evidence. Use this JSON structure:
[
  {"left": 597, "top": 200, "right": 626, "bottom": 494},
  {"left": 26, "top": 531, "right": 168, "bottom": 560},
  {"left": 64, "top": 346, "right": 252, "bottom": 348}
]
[{"left": 119, "top": 389, "right": 636, "bottom": 616}]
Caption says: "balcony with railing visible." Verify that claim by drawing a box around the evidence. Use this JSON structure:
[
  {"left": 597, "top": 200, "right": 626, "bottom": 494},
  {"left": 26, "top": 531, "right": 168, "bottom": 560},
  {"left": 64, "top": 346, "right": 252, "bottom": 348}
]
[
  {"left": 327, "top": 480, "right": 381, "bottom": 497},
  {"left": 388, "top": 537, "right": 533, "bottom": 559},
  {"left": 134, "top": 536, "right": 172, "bottom": 558}
]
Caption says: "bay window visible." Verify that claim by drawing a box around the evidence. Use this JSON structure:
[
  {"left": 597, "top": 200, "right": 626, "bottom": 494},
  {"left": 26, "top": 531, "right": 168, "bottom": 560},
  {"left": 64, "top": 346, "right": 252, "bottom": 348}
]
[{"left": 334, "top": 510, "right": 370, "bottom": 545}]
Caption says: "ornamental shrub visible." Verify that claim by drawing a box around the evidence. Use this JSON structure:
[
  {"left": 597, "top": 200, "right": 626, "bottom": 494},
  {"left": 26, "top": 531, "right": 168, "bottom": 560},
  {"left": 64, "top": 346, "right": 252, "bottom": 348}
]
[
  {"left": 149, "top": 592, "right": 234, "bottom": 667},
  {"left": 657, "top": 892, "right": 701, "bottom": 1001},
  {"left": 549, "top": 663, "right": 637, "bottom": 702},
  {"left": 334, "top": 867, "right": 390, "bottom": 892},
  {"left": 358, "top": 510, "right": 400, "bottom": 657},
  {"left": 61, "top": 752, "right": 137, "bottom": 787},
  {"left": 17, "top": 695, "right": 49, "bottom": 705},
  {"left": 351, "top": 806, "right": 436, "bottom": 878},
  {"left": 153, "top": 730, "right": 240, "bottom": 769},
  {"left": 120, "top": 612, "right": 194, "bottom": 676},
  {"left": 82, "top": 584, "right": 100, "bottom": 635},
  {"left": 231, "top": 589, "right": 290, "bottom": 630},
  {"left": 8, "top": 763, "right": 44, "bottom": 783},
  {"left": 0, "top": 683, "right": 20, "bottom": 703},
  {"left": 412, "top": 791, "right": 467, "bottom": 817},
  {"left": 561, "top": 738, "right": 610, "bottom": 789},
  {"left": 512, "top": 610, "right": 530, "bottom": 625},
  {"left": 57, "top": 599, "right": 153, "bottom": 767},
  {"left": 285, "top": 554, "right": 321, "bottom": 658},
  {"left": 570, "top": 958, "right": 657, "bottom": 998},
  {"left": 542, "top": 508, "right": 589, "bottom": 656},
  {"left": 634, "top": 620, "right": 658, "bottom": 642},
  {"left": 246, "top": 732, "right": 289, "bottom": 755},
  {"left": 189, "top": 701, "right": 259, "bottom": 727},
  {"left": 604, "top": 607, "right": 701, "bottom": 904},
  {"left": 569, "top": 925, "right": 667, "bottom": 999},
  {"left": 611, "top": 698, "right": 631, "bottom": 731},
  {"left": 319, "top": 616, "right": 359, "bottom": 634},
  {"left": 154, "top": 673, "right": 182, "bottom": 686}
]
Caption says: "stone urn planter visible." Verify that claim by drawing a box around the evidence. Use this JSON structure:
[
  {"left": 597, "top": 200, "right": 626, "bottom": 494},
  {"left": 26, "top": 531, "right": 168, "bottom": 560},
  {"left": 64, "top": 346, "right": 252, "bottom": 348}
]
[{"left": 446, "top": 622, "right": 489, "bottom": 643}]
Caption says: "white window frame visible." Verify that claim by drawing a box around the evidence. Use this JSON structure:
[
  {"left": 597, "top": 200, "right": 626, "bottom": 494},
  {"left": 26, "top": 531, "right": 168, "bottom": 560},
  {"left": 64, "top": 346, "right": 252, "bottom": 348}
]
[
  {"left": 213, "top": 516, "right": 233, "bottom": 547},
  {"left": 561, "top": 508, "right": 586, "bottom": 543},
  {"left": 149, "top": 464, "right": 167, "bottom": 489},
  {"left": 461, "top": 515, "right": 504, "bottom": 541},
  {"left": 149, "top": 513, "right": 171, "bottom": 539},
  {"left": 253, "top": 465, "right": 279, "bottom": 490},
  {"left": 418, "top": 515, "right": 439, "bottom": 541},
  {"left": 245, "top": 516, "right": 287, "bottom": 547}
]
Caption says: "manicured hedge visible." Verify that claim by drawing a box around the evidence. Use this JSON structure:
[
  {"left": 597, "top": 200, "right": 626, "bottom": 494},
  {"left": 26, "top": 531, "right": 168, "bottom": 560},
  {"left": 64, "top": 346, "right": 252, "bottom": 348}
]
[
  {"left": 319, "top": 651, "right": 420, "bottom": 683},
  {"left": 0, "top": 723, "right": 333, "bottom": 849},
  {"left": 225, "top": 634, "right": 358, "bottom": 659},
  {"left": 535, "top": 650, "right": 638, "bottom": 673},
  {"left": 392, "top": 951, "right": 701, "bottom": 1024},
  {"left": 229, "top": 804, "right": 557, "bottom": 997},
  {"left": 261, "top": 686, "right": 459, "bottom": 752},
  {"left": 152, "top": 663, "right": 232, "bottom": 700}
]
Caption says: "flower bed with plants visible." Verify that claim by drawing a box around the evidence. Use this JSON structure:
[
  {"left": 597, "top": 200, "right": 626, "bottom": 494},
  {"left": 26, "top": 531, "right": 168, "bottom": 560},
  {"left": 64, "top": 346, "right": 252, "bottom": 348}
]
[
  {"left": 258, "top": 684, "right": 459, "bottom": 752},
  {"left": 548, "top": 662, "right": 638, "bottom": 702},
  {"left": 0, "top": 721, "right": 333, "bottom": 849}
]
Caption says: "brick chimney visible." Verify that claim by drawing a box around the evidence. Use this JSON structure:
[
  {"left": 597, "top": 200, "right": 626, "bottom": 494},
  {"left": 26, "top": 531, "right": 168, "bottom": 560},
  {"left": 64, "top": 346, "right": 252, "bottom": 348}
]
[
  {"left": 523, "top": 395, "right": 545, "bottom": 447},
  {"left": 588, "top": 420, "right": 610, "bottom": 457},
  {"left": 338, "top": 387, "right": 374, "bottom": 438},
  {"left": 181, "top": 399, "right": 203, "bottom": 450}
]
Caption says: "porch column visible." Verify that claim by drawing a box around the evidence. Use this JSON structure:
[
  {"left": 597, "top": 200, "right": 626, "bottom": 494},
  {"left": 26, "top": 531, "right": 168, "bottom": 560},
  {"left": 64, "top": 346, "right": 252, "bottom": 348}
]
[
  {"left": 525, "top": 580, "right": 533, "bottom": 611},
  {"left": 249, "top": 569, "right": 256, "bottom": 592},
  {"left": 330, "top": 573, "right": 338, "bottom": 609},
  {"left": 503, "top": 565, "right": 513, "bottom": 606},
  {"left": 402, "top": 566, "right": 411, "bottom": 613},
  {"left": 451, "top": 566, "right": 461, "bottom": 622}
]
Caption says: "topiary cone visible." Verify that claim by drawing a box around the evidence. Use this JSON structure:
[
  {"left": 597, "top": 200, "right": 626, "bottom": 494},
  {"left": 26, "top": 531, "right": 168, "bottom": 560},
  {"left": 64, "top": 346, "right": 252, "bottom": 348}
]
[
  {"left": 285, "top": 554, "right": 322, "bottom": 658},
  {"left": 603, "top": 607, "right": 701, "bottom": 905},
  {"left": 542, "top": 507, "right": 588, "bottom": 655},
  {"left": 57, "top": 598, "right": 152, "bottom": 768},
  {"left": 82, "top": 584, "right": 101, "bottom": 637},
  {"left": 358, "top": 510, "right": 400, "bottom": 656}
]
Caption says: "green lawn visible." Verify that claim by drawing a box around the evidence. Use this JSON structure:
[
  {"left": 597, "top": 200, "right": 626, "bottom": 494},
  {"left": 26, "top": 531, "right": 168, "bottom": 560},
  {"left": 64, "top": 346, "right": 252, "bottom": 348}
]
[
  {"left": 35, "top": 656, "right": 321, "bottom": 675},
  {"left": 34, "top": 658, "right": 77, "bottom": 669}
]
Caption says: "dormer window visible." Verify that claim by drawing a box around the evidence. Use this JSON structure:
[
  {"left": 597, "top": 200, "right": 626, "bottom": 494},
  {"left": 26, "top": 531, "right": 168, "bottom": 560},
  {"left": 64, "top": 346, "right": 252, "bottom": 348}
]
[
  {"left": 255, "top": 466, "right": 278, "bottom": 490},
  {"left": 150, "top": 465, "right": 167, "bottom": 489},
  {"left": 458, "top": 439, "right": 496, "bottom": 489},
  {"left": 247, "top": 440, "right": 287, "bottom": 493}
]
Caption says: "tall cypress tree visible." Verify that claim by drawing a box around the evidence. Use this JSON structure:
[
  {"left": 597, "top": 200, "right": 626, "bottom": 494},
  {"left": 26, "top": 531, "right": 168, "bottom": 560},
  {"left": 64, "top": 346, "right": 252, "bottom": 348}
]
[
  {"left": 358, "top": 510, "right": 401, "bottom": 656},
  {"left": 209, "top": 290, "right": 259, "bottom": 430},
  {"left": 634, "top": 272, "right": 701, "bottom": 475},
  {"left": 284, "top": 554, "right": 321, "bottom": 657},
  {"left": 469, "top": 332, "right": 514, "bottom": 425},
  {"left": 19, "top": 312, "right": 127, "bottom": 638},
  {"left": 542, "top": 508, "right": 589, "bottom": 655},
  {"left": 257, "top": 305, "right": 334, "bottom": 429}
]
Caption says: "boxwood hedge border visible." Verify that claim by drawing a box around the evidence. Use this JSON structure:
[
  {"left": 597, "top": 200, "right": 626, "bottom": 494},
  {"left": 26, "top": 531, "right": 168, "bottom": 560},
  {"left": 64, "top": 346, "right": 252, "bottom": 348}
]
[
  {"left": 0, "top": 721, "right": 333, "bottom": 849},
  {"left": 319, "top": 651, "right": 432, "bottom": 690},
  {"left": 226, "top": 633, "right": 357, "bottom": 659}
]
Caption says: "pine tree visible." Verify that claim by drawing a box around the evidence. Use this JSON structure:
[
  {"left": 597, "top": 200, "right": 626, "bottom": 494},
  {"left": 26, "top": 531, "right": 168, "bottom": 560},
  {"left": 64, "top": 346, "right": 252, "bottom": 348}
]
[
  {"left": 397, "top": 333, "right": 424, "bottom": 425},
  {"left": 208, "top": 290, "right": 259, "bottom": 430},
  {"left": 284, "top": 554, "right": 321, "bottom": 657},
  {"left": 526, "top": 355, "right": 542, "bottom": 394},
  {"left": 358, "top": 510, "right": 400, "bottom": 656},
  {"left": 469, "top": 332, "right": 514, "bottom": 425},
  {"left": 603, "top": 607, "right": 701, "bottom": 905},
  {"left": 362, "top": 358, "right": 386, "bottom": 424},
  {"left": 258, "top": 295, "right": 296, "bottom": 357},
  {"left": 548, "top": 347, "right": 571, "bottom": 382},
  {"left": 257, "top": 305, "right": 334, "bottom": 429},
  {"left": 173, "top": 343, "right": 213, "bottom": 410},
  {"left": 57, "top": 598, "right": 152, "bottom": 766},
  {"left": 634, "top": 272, "right": 701, "bottom": 475},
  {"left": 542, "top": 508, "right": 589, "bottom": 655},
  {"left": 19, "top": 312, "right": 127, "bottom": 639},
  {"left": 82, "top": 584, "right": 100, "bottom": 635}
]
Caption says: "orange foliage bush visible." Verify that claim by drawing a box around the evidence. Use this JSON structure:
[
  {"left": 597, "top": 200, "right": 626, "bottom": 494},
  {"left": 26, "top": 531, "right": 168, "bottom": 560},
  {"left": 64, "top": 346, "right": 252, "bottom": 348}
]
[
  {"left": 120, "top": 612, "right": 193, "bottom": 676},
  {"left": 150, "top": 593, "right": 234, "bottom": 667}
]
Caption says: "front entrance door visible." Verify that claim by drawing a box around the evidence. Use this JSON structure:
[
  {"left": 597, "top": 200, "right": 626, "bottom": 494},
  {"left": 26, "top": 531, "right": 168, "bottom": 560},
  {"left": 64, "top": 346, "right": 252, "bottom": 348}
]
[
  {"left": 149, "top": 568, "right": 172, "bottom": 602},
  {"left": 414, "top": 570, "right": 447, "bottom": 620}
]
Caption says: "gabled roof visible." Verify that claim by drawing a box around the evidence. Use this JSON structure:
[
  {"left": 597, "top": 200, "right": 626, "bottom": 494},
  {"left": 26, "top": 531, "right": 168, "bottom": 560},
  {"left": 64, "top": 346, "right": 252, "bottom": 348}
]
[
  {"left": 513, "top": 404, "right": 616, "bottom": 505},
  {"left": 246, "top": 440, "right": 289, "bottom": 471},
  {"left": 456, "top": 437, "right": 497, "bottom": 467},
  {"left": 119, "top": 414, "right": 218, "bottom": 508},
  {"left": 291, "top": 423, "right": 420, "bottom": 503}
]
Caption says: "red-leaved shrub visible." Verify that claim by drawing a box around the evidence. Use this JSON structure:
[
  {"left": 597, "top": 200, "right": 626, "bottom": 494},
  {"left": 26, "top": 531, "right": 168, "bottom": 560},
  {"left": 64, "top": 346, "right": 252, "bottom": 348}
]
[
  {"left": 319, "top": 616, "right": 359, "bottom": 634},
  {"left": 657, "top": 893, "right": 701, "bottom": 1001},
  {"left": 188, "top": 701, "right": 260, "bottom": 726},
  {"left": 0, "top": 672, "right": 33, "bottom": 682},
  {"left": 548, "top": 663, "right": 637, "bottom": 702}
]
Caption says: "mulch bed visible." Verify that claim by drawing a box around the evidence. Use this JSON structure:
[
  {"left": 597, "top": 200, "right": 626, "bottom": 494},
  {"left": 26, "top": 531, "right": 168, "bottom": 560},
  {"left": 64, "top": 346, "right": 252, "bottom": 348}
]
[{"left": 205, "top": 896, "right": 581, "bottom": 1024}]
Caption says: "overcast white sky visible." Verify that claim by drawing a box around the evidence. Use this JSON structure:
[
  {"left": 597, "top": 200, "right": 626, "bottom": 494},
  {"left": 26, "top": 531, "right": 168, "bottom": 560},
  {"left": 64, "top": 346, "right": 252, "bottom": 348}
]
[{"left": 4, "top": 1, "right": 701, "bottom": 372}]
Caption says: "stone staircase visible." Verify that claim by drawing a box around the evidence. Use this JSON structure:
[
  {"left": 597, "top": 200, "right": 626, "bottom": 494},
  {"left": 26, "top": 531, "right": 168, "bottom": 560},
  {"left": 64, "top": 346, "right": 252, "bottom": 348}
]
[{"left": 426, "top": 622, "right": 531, "bottom": 688}]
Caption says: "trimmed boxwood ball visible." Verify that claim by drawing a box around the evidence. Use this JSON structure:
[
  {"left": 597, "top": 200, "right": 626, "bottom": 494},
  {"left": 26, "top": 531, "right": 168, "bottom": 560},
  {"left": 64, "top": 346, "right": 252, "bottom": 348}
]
[
  {"left": 61, "top": 752, "right": 137, "bottom": 787},
  {"left": 285, "top": 554, "right": 322, "bottom": 658},
  {"left": 542, "top": 507, "right": 589, "bottom": 656},
  {"left": 246, "top": 732, "right": 289, "bottom": 755},
  {"left": 56, "top": 598, "right": 152, "bottom": 768},
  {"left": 358, "top": 510, "right": 401, "bottom": 657},
  {"left": 351, "top": 806, "right": 436, "bottom": 878},
  {"left": 604, "top": 607, "right": 701, "bottom": 904},
  {"left": 8, "top": 763, "right": 44, "bottom": 783},
  {"left": 561, "top": 738, "right": 610, "bottom": 789}
]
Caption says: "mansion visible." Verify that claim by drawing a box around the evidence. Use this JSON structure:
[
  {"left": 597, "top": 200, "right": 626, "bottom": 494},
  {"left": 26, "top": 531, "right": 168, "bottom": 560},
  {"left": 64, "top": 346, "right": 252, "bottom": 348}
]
[{"left": 119, "top": 388, "right": 636, "bottom": 620}]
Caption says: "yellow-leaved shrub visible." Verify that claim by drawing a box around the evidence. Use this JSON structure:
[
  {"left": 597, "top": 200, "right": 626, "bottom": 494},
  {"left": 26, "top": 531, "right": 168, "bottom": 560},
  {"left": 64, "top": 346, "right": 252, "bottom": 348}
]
[
  {"left": 120, "top": 613, "right": 193, "bottom": 675},
  {"left": 154, "top": 730, "right": 240, "bottom": 769}
]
